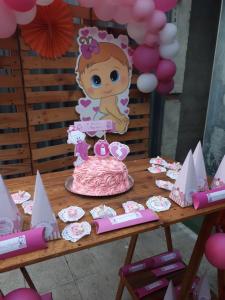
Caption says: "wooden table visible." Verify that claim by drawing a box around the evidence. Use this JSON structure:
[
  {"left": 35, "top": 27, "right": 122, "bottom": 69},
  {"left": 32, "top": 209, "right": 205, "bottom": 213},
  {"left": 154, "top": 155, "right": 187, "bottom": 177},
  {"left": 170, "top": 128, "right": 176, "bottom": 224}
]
[{"left": 1, "top": 158, "right": 225, "bottom": 299}]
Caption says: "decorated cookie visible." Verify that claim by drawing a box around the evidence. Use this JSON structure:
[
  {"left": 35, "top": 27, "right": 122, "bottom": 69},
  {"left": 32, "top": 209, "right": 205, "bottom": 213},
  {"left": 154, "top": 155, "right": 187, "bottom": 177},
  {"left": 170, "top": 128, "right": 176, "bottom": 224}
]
[
  {"left": 62, "top": 221, "right": 91, "bottom": 243},
  {"left": 22, "top": 200, "right": 34, "bottom": 215},
  {"left": 122, "top": 201, "right": 145, "bottom": 213},
  {"left": 166, "top": 162, "right": 182, "bottom": 171},
  {"left": 11, "top": 190, "right": 31, "bottom": 204},
  {"left": 58, "top": 206, "right": 85, "bottom": 223},
  {"left": 155, "top": 180, "right": 174, "bottom": 191},
  {"left": 90, "top": 205, "right": 116, "bottom": 219},
  {"left": 149, "top": 156, "right": 167, "bottom": 167},
  {"left": 109, "top": 142, "right": 130, "bottom": 161},
  {"left": 146, "top": 196, "right": 171, "bottom": 212},
  {"left": 148, "top": 164, "right": 167, "bottom": 174},
  {"left": 166, "top": 170, "right": 179, "bottom": 180}
]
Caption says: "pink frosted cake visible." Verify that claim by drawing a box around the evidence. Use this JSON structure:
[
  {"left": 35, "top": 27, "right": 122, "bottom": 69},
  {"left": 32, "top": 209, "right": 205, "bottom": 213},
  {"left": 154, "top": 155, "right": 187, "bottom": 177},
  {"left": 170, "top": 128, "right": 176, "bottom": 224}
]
[{"left": 71, "top": 156, "right": 130, "bottom": 196}]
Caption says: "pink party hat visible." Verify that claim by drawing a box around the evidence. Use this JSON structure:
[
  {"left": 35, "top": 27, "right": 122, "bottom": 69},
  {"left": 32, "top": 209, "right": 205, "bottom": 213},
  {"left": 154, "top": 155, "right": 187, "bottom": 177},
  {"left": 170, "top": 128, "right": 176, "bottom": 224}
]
[
  {"left": 31, "top": 171, "right": 60, "bottom": 241},
  {"left": 193, "top": 141, "right": 208, "bottom": 191},
  {"left": 164, "top": 281, "right": 177, "bottom": 300},
  {"left": 0, "top": 175, "right": 23, "bottom": 235},
  {"left": 169, "top": 150, "right": 198, "bottom": 207},
  {"left": 194, "top": 273, "right": 211, "bottom": 300},
  {"left": 211, "top": 155, "right": 225, "bottom": 189}
]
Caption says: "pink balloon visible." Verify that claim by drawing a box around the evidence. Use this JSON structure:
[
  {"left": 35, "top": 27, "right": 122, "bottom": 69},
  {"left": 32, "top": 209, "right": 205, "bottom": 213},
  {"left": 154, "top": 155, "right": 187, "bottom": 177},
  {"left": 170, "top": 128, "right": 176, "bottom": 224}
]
[
  {"left": 144, "top": 32, "right": 159, "bottom": 47},
  {"left": 14, "top": 6, "right": 37, "bottom": 25},
  {"left": 154, "top": 0, "right": 177, "bottom": 12},
  {"left": 133, "top": 45, "right": 160, "bottom": 73},
  {"left": 4, "top": 0, "right": 36, "bottom": 12},
  {"left": 113, "top": 6, "right": 133, "bottom": 24},
  {"left": 78, "top": 0, "right": 95, "bottom": 7},
  {"left": 5, "top": 288, "right": 41, "bottom": 300},
  {"left": 147, "top": 10, "right": 167, "bottom": 33},
  {"left": 156, "top": 79, "right": 174, "bottom": 94},
  {"left": 0, "top": 0, "right": 17, "bottom": 38},
  {"left": 133, "top": 0, "right": 155, "bottom": 21},
  {"left": 205, "top": 233, "right": 225, "bottom": 269},
  {"left": 156, "top": 59, "right": 176, "bottom": 81}
]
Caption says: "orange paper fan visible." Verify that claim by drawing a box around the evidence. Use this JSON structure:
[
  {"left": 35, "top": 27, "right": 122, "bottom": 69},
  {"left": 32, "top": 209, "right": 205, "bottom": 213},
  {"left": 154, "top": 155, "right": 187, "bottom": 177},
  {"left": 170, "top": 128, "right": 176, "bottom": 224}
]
[{"left": 21, "top": 0, "right": 74, "bottom": 58}]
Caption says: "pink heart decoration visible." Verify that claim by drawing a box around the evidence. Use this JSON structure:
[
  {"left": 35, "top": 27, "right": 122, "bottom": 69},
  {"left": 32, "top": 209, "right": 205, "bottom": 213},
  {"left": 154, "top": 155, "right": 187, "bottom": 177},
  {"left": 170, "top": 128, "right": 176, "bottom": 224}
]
[
  {"left": 109, "top": 142, "right": 130, "bottom": 161},
  {"left": 120, "top": 98, "right": 128, "bottom": 106},
  {"left": 80, "top": 99, "right": 91, "bottom": 108},
  {"left": 98, "top": 31, "right": 107, "bottom": 40},
  {"left": 82, "top": 117, "right": 91, "bottom": 121},
  {"left": 93, "top": 106, "right": 99, "bottom": 112},
  {"left": 121, "top": 43, "right": 127, "bottom": 49},
  {"left": 87, "top": 131, "right": 97, "bottom": 137},
  {"left": 128, "top": 48, "right": 134, "bottom": 56},
  {"left": 81, "top": 29, "right": 89, "bottom": 37}
]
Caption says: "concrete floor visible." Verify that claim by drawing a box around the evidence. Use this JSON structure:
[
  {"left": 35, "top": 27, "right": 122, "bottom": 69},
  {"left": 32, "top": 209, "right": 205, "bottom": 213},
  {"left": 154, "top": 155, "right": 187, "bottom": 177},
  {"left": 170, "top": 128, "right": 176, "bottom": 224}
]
[{"left": 0, "top": 223, "right": 217, "bottom": 299}]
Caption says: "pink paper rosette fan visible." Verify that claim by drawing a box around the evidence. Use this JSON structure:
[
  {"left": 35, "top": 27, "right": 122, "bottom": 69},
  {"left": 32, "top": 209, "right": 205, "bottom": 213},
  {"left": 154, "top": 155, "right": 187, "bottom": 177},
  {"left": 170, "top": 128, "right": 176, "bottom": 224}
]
[{"left": 21, "top": 0, "right": 74, "bottom": 58}]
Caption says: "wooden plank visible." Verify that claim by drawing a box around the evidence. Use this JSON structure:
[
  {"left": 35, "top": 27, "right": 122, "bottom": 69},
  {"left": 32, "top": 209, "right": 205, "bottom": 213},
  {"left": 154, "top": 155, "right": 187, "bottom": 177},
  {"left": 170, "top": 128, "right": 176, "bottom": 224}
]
[
  {"left": 108, "top": 127, "right": 149, "bottom": 142},
  {"left": 0, "top": 112, "right": 27, "bottom": 129},
  {"left": 0, "top": 163, "right": 31, "bottom": 176},
  {"left": 0, "top": 91, "right": 24, "bottom": 105},
  {"left": 0, "top": 132, "right": 29, "bottom": 146},
  {"left": 22, "top": 56, "right": 77, "bottom": 69},
  {"left": 33, "top": 156, "right": 73, "bottom": 173},
  {"left": 70, "top": 6, "right": 91, "bottom": 19},
  {"left": 0, "top": 37, "right": 17, "bottom": 50},
  {"left": 0, "top": 73, "right": 22, "bottom": 88},
  {"left": 0, "top": 148, "right": 30, "bottom": 160},
  {"left": 28, "top": 103, "right": 149, "bottom": 126},
  {"left": 26, "top": 90, "right": 83, "bottom": 104},
  {"left": 0, "top": 56, "right": 20, "bottom": 68}
]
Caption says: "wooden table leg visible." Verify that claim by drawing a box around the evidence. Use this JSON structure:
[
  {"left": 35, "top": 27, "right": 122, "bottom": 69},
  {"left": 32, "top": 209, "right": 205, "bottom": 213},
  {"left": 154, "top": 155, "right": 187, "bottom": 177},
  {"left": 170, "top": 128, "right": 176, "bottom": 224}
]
[
  {"left": 0, "top": 289, "right": 4, "bottom": 297},
  {"left": 115, "top": 234, "right": 139, "bottom": 300},
  {"left": 218, "top": 269, "right": 225, "bottom": 300},
  {"left": 20, "top": 267, "right": 37, "bottom": 291},
  {"left": 164, "top": 226, "right": 173, "bottom": 251},
  {"left": 178, "top": 212, "right": 220, "bottom": 300}
]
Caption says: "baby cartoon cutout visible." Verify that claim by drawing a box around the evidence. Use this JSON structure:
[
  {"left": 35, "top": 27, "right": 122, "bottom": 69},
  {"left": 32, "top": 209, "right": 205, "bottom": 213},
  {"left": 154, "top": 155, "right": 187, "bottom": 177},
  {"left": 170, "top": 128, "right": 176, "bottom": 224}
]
[{"left": 75, "top": 27, "right": 133, "bottom": 137}]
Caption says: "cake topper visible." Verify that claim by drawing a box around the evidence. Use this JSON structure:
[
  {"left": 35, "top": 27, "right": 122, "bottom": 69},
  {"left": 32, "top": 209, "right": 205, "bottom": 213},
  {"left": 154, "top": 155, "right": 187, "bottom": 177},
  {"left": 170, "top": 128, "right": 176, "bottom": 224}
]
[
  {"left": 67, "top": 129, "right": 90, "bottom": 167},
  {"left": 31, "top": 171, "right": 60, "bottom": 241},
  {"left": 94, "top": 140, "right": 110, "bottom": 158},
  {"left": 211, "top": 154, "right": 225, "bottom": 189},
  {"left": 193, "top": 141, "right": 208, "bottom": 191},
  {"left": 0, "top": 175, "right": 23, "bottom": 235},
  {"left": 109, "top": 142, "right": 130, "bottom": 161},
  {"left": 75, "top": 26, "right": 132, "bottom": 137}
]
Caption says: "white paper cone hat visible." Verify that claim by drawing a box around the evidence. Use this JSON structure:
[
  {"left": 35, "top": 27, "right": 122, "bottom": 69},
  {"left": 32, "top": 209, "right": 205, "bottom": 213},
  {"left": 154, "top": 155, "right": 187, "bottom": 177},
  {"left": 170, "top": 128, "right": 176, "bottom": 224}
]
[
  {"left": 211, "top": 155, "right": 225, "bottom": 189},
  {"left": 169, "top": 150, "right": 198, "bottom": 207},
  {"left": 31, "top": 171, "right": 60, "bottom": 241},
  {"left": 195, "top": 273, "right": 211, "bottom": 300},
  {"left": 0, "top": 175, "right": 23, "bottom": 235},
  {"left": 164, "top": 281, "right": 177, "bottom": 300},
  {"left": 193, "top": 141, "right": 208, "bottom": 191}
]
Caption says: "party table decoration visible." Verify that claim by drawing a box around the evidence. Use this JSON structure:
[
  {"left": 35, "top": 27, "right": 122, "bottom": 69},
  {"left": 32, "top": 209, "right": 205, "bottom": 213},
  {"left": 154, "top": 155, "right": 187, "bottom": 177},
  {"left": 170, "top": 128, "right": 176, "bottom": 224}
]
[
  {"left": 0, "top": 175, "right": 23, "bottom": 236},
  {"left": 166, "top": 162, "right": 182, "bottom": 171},
  {"left": 169, "top": 151, "right": 198, "bottom": 207},
  {"left": 75, "top": 26, "right": 132, "bottom": 137},
  {"left": 156, "top": 180, "right": 174, "bottom": 191},
  {"left": 192, "top": 186, "right": 225, "bottom": 210},
  {"left": 31, "top": 171, "right": 61, "bottom": 241},
  {"left": 135, "top": 278, "right": 169, "bottom": 299},
  {"left": 148, "top": 164, "right": 166, "bottom": 174},
  {"left": 146, "top": 196, "right": 171, "bottom": 212},
  {"left": 58, "top": 206, "right": 85, "bottom": 223},
  {"left": 122, "top": 201, "right": 145, "bottom": 213},
  {"left": 193, "top": 141, "right": 208, "bottom": 191},
  {"left": 164, "top": 281, "right": 177, "bottom": 300},
  {"left": 11, "top": 190, "right": 31, "bottom": 204},
  {"left": 21, "top": 0, "right": 74, "bottom": 58},
  {"left": 22, "top": 200, "right": 34, "bottom": 215},
  {"left": 166, "top": 169, "right": 179, "bottom": 180},
  {"left": 90, "top": 205, "right": 116, "bottom": 220},
  {"left": 62, "top": 221, "right": 91, "bottom": 243},
  {"left": 211, "top": 154, "right": 225, "bottom": 189},
  {"left": 149, "top": 156, "right": 167, "bottom": 166}
]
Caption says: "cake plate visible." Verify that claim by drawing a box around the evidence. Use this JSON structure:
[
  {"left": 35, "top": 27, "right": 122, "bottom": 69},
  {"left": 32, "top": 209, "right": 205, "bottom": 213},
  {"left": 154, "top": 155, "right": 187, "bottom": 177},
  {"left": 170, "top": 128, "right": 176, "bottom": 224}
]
[{"left": 65, "top": 175, "right": 134, "bottom": 197}]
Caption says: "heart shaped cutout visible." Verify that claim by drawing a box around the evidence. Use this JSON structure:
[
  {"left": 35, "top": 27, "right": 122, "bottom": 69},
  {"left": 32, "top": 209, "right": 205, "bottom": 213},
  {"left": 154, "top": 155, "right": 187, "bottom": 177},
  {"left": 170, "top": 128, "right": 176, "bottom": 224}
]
[
  {"left": 109, "top": 142, "right": 130, "bottom": 161},
  {"left": 80, "top": 99, "right": 91, "bottom": 108}
]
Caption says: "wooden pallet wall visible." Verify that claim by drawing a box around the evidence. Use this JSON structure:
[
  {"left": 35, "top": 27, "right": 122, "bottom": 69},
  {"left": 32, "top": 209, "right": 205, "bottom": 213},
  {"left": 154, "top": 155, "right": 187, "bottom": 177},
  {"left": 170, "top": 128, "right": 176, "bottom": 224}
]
[
  {"left": 19, "top": 4, "right": 150, "bottom": 174},
  {"left": 0, "top": 35, "right": 32, "bottom": 178}
]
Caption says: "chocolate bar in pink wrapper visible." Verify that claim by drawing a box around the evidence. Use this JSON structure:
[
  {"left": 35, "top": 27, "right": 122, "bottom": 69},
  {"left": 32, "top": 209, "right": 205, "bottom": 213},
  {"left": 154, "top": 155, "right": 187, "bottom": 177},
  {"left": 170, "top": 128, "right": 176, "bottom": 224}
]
[
  {"left": 41, "top": 293, "right": 53, "bottom": 300},
  {"left": 151, "top": 262, "right": 185, "bottom": 277},
  {"left": 0, "top": 227, "right": 47, "bottom": 259},
  {"left": 193, "top": 186, "right": 225, "bottom": 210},
  {"left": 120, "top": 250, "right": 182, "bottom": 276},
  {"left": 93, "top": 209, "right": 159, "bottom": 234},
  {"left": 135, "top": 278, "right": 169, "bottom": 298}
]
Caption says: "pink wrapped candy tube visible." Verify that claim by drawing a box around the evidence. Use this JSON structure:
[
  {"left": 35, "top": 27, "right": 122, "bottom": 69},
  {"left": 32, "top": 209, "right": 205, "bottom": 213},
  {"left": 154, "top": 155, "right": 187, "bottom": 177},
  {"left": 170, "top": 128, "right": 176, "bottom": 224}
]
[
  {"left": 41, "top": 293, "right": 53, "bottom": 300},
  {"left": 193, "top": 186, "right": 225, "bottom": 210},
  {"left": 151, "top": 262, "right": 185, "bottom": 277},
  {"left": 93, "top": 209, "right": 159, "bottom": 234},
  {"left": 120, "top": 250, "right": 182, "bottom": 276},
  {"left": 0, "top": 228, "right": 47, "bottom": 259},
  {"left": 135, "top": 278, "right": 169, "bottom": 299}
]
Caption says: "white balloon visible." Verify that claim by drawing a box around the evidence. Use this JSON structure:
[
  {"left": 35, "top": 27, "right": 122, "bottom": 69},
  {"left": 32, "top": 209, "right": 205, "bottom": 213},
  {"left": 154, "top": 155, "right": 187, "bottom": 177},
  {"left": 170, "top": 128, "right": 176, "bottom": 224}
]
[
  {"left": 160, "top": 40, "right": 180, "bottom": 59},
  {"left": 137, "top": 73, "right": 158, "bottom": 93},
  {"left": 14, "top": 6, "right": 37, "bottom": 25},
  {"left": 159, "top": 23, "right": 177, "bottom": 44},
  {"left": 127, "top": 21, "right": 147, "bottom": 44},
  {"left": 36, "top": 0, "right": 54, "bottom": 5}
]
